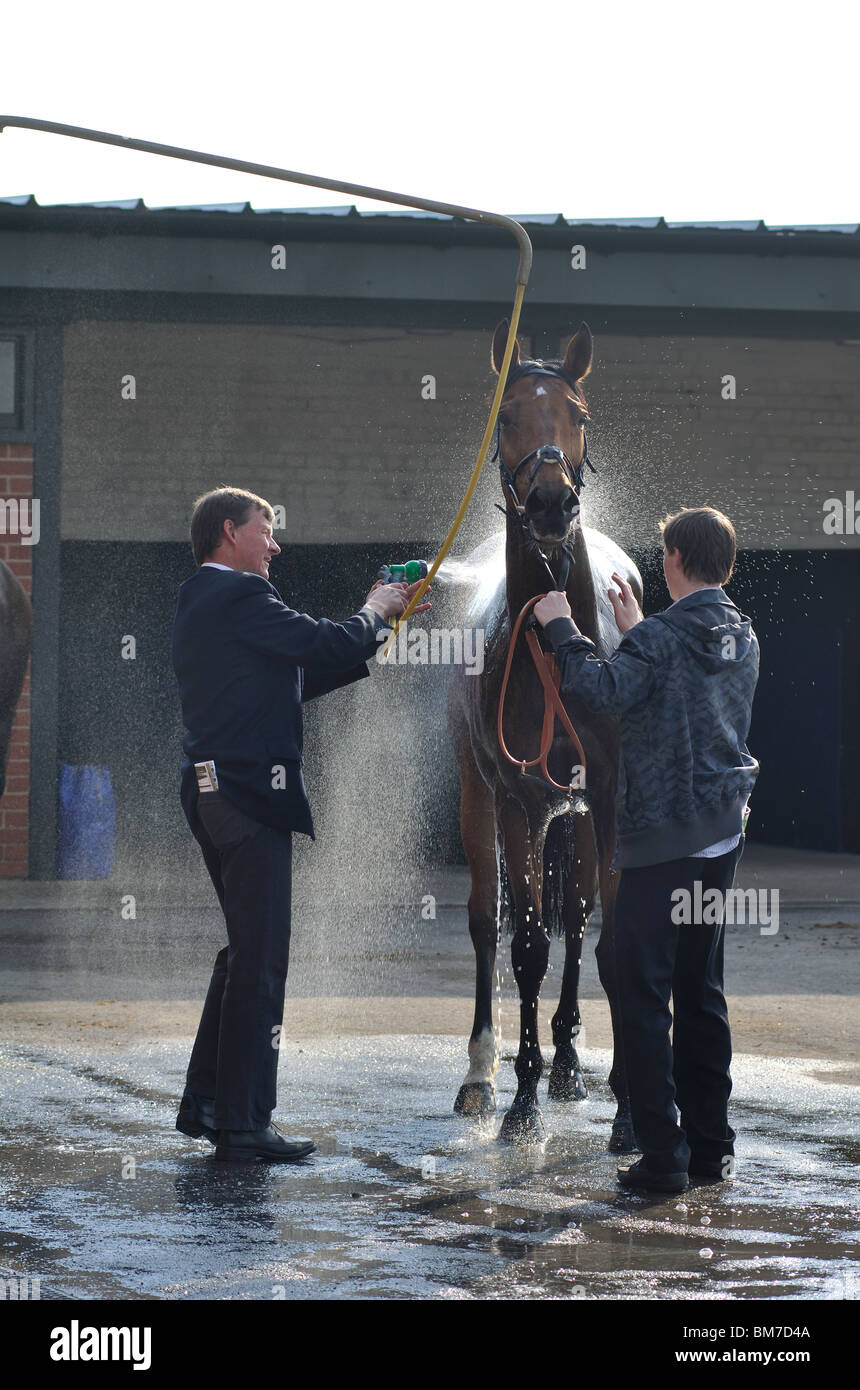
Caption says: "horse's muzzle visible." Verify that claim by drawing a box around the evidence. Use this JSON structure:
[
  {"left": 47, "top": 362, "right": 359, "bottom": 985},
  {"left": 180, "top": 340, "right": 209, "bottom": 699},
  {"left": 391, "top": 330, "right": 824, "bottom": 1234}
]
[{"left": 525, "top": 485, "right": 579, "bottom": 545}]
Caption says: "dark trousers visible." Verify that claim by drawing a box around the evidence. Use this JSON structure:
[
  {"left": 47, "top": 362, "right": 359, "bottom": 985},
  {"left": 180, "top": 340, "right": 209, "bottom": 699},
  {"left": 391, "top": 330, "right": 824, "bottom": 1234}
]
[
  {"left": 183, "top": 790, "right": 293, "bottom": 1131},
  {"left": 613, "top": 840, "right": 743, "bottom": 1173}
]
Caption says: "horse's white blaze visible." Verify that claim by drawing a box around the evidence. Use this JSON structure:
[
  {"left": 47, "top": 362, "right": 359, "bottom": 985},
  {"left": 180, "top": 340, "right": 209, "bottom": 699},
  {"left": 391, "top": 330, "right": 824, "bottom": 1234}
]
[
  {"left": 462, "top": 1026, "right": 500, "bottom": 1085},
  {"left": 534, "top": 385, "right": 547, "bottom": 396}
]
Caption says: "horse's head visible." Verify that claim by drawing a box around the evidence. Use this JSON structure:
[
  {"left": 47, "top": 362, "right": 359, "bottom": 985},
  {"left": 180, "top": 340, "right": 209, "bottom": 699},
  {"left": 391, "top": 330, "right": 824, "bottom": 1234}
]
[{"left": 491, "top": 320, "right": 595, "bottom": 550}]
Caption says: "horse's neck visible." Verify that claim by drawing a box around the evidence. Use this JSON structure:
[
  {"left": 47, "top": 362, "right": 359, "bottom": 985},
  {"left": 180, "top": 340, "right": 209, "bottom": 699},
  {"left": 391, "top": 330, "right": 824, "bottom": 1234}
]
[
  {"left": 566, "top": 527, "right": 600, "bottom": 643},
  {"left": 504, "top": 522, "right": 599, "bottom": 643}
]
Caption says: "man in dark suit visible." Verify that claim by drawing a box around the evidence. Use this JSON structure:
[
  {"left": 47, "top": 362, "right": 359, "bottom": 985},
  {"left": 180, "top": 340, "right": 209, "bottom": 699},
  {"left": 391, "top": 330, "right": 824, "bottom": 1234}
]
[{"left": 172, "top": 486, "right": 428, "bottom": 1162}]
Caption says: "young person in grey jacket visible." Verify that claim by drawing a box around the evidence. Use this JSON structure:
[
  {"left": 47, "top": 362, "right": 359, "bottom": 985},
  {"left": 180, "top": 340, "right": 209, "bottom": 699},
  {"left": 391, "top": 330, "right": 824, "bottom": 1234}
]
[{"left": 534, "top": 506, "right": 759, "bottom": 1193}]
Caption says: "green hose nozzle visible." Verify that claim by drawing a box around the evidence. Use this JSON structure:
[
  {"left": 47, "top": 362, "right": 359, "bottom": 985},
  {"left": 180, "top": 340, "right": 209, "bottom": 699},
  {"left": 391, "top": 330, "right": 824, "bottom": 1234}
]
[{"left": 376, "top": 559, "right": 428, "bottom": 586}]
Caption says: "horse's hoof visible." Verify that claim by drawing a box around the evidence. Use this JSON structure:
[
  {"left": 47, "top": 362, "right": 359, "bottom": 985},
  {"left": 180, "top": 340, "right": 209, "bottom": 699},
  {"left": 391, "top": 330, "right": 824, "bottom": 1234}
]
[
  {"left": 547, "top": 1065, "right": 588, "bottom": 1102},
  {"left": 608, "top": 1112, "right": 638, "bottom": 1153},
  {"left": 454, "top": 1083, "right": 496, "bottom": 1117},
  {"left": 498, "top": 1102, "right": 546, "bottom": 1145}
]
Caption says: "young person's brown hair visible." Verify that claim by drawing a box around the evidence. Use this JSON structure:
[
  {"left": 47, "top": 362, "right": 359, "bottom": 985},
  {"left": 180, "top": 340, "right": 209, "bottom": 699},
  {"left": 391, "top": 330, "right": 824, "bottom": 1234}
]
[{"left": 659, "top": 506, "right": 737, "bottom": 585}]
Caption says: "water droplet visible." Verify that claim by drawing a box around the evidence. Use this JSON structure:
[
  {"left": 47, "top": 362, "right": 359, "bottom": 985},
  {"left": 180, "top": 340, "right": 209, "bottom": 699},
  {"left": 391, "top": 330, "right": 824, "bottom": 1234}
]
[{"left": 699, "top": 1247, "right": 713, "bottom": 1259}]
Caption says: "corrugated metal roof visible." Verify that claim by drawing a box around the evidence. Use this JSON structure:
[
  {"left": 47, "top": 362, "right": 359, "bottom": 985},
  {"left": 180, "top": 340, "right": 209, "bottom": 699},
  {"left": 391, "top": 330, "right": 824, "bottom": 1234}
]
[
  {"left": 0, "top": 194, "right": 857, "bottom": 234},
  {"left": 0, "top": 195, "right": 855, "bottom": 236}
]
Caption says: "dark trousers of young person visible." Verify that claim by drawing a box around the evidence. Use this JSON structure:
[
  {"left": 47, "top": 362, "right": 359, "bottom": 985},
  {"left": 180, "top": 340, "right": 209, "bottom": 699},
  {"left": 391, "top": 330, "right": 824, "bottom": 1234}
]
[
  {"left": 182, "top": 790, "right": 293, "bottom": 1132},
  {"left": 613, "top": 840, "right": 743, "bottom": 1174}
]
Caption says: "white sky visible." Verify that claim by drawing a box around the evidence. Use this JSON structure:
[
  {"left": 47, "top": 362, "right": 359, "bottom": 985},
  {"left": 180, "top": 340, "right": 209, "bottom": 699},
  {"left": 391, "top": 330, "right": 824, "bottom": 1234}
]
[{"left": 0, "top": 0, "right": 855, "bottom": 224}]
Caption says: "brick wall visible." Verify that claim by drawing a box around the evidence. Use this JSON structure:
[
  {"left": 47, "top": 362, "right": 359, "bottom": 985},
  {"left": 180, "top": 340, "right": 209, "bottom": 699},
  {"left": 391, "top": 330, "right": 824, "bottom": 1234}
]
[
  {"left": 60, "top": 322, "right": 860, "bottom": 551},
  {"left": 0, "top": 443, "right": 33, "bottom": 877}
]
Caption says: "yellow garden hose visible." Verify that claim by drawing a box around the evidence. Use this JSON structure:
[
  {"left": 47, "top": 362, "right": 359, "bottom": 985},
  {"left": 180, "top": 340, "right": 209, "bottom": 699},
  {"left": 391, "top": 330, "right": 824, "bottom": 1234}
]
[
  {"left": 0, "top": 118, "right": 533, "bottom": 654},
  {"left": 380, "top": 280, "right": 526, "bottom": 658}
]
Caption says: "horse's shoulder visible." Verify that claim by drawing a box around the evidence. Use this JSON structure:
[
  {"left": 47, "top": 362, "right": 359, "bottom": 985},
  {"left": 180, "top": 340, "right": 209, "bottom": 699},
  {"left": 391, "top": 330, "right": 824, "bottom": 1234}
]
[
  {"left": 581, "top": 527, "right": 641, "bottom": 657},
  {"left": 582, "top": 526, "right": 641, "bottom": 583}
]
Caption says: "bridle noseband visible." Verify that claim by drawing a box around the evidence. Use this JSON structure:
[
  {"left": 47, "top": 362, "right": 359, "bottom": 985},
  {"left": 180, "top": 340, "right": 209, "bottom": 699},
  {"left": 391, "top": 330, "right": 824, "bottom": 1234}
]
[{"left": 491, "top": 362, "right": 598, "bottom": 590}]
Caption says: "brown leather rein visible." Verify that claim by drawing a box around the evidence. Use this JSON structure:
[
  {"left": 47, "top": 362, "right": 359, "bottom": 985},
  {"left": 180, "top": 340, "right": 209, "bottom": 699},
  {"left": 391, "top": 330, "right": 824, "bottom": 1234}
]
[{"left": 497, "top": 594, "right": 587, "bottom": 797}]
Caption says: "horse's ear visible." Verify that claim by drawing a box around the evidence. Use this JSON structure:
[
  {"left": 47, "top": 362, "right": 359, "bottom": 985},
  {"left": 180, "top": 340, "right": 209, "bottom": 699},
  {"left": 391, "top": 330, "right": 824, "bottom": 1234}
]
[
  {"left": 563, "top": 322, "right": 594, "bottom": 383},
  {"left": 491, "top": 319, "right": 521, "bottom": 376}
]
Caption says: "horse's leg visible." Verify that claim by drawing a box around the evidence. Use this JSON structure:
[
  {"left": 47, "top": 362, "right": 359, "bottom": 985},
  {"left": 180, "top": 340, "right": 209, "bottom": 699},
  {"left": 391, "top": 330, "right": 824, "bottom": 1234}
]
[
  {"left": 452, "top": 741, "right": 500, "bottom": 1117},
  {"left": 593, "top": 821, "right": 638, "bottom": 1152},
  {"left": 548, "top": 812, "right": 598, "bottom": 1102},
  {"left": 497, "top": 797, "right": 550, "bottom": 1144}
]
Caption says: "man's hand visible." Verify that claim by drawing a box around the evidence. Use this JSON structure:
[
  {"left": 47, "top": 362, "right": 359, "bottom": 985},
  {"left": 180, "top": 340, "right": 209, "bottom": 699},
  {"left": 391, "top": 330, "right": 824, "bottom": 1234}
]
[
  {"left": 609, "top": 572, "right": 643, "bottom": 634},
  {"left": 364, "top": 578, "right": 432, "bottom": 622},
  {"left": 533, "top": 591, "right": 572, "bottom": 627}
]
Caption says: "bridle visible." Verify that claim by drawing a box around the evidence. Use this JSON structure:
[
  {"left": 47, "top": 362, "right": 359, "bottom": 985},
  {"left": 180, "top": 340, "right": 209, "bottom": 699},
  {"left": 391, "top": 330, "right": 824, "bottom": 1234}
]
[
  {"left": 493, "top": 361, "right": 597, "bottom": 797},
  {"left": 490, "top": 362, "right": 597, "bottom": 591}
]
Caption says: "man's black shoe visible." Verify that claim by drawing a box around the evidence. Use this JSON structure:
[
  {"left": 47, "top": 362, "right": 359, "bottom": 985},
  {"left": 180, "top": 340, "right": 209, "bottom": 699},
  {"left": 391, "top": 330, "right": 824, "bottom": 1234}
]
[
  {"left": 176, "top": 1093, "right": 217, "bottom": 1143},
  {"left": 617, "top": 1158, "right": 689, "bottom": 1193},
  {"left": 214, "top": 1122, "right": 316, "bottom": 1163}
]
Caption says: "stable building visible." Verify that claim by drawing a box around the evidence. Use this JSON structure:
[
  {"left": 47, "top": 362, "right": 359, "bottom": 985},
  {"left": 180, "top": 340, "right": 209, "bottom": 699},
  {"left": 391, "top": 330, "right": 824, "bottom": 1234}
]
[{"left": 0, "top": 199, "right": 858, "bottom": 879}]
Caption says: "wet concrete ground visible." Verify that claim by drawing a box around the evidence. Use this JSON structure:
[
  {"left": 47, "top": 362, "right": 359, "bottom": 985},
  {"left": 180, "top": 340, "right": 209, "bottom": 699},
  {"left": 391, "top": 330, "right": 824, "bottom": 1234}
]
[
  {"left": 1, "top": 1035, "right": 857, "bottom": 1301},
  {"left": 0, "top": 845, "right": 857, "bottom": 1301}
]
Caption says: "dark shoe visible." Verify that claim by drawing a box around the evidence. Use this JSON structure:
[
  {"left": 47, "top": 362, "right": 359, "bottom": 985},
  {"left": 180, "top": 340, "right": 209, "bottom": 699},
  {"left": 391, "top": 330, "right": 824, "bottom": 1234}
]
[
  {"left": 214, "top": 1122, "right": 316, "bottom": 1163},
  {"left": 617, "top": 1158, "right": 689, "bottom": 1193},
  {"left": 176, "top": 1093, "right": 217, "bottom": 1143}
]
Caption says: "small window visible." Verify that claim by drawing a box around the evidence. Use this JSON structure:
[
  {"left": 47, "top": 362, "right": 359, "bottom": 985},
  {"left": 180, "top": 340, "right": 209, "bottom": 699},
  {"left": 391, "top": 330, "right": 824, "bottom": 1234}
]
[
  {"left": 0, "top": 339, "right": 17, "bottom": 414},
  {"left": 0, "top": 332, "right": 33, "bottom": 438}
]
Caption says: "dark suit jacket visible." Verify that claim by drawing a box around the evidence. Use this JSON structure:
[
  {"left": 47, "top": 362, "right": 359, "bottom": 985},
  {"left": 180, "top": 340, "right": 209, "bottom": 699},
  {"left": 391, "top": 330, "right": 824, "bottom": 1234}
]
[{"left": 172, "top": 566, "right": 389, "bottom": 839}]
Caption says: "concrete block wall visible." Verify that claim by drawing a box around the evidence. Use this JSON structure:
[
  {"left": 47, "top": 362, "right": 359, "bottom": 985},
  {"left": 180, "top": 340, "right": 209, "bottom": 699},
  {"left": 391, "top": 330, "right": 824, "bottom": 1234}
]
[{"left": 60, "top": 321, "right": 860, "bottom": 553}]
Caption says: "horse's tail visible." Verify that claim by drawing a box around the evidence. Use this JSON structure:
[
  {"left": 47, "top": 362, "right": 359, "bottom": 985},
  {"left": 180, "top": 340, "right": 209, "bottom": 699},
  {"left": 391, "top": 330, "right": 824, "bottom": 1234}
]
[
  {"left": 498, "top": 812, "right": 576, "bottom": 938},
  {"left": 542, "top": 813, "right": 577, "bottom": 938}
]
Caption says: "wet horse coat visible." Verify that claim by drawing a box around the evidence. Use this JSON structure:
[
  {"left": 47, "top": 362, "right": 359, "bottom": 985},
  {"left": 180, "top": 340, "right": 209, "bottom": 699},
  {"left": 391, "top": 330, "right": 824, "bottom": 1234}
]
[{"left": 446, "top": 321, "right": 642, "bottom": 1145}]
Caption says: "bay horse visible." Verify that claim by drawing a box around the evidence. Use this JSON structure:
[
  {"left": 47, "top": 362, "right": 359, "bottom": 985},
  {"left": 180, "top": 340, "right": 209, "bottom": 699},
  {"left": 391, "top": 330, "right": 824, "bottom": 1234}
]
[
  {"left": 0, "top": 559, "right": 32, "bottom": 800},
  {"left": 446, "top": 320, "right": 643, "bottom": 1146}
]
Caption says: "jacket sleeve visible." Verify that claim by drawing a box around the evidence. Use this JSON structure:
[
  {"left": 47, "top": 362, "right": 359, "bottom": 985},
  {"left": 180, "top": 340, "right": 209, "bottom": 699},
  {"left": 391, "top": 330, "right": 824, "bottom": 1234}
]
[
  {"left": 543, "top": 615, "right": 658, "bottom": 715},
  {"left": 234, "top": 581, "right": 389, "bottom": 674},
  {"left": 301, "top": 663, "right": 370, "bottom": 703}
]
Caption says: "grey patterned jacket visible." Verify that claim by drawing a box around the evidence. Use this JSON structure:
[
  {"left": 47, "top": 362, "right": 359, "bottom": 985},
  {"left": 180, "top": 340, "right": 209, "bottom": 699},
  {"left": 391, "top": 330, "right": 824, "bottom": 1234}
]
[{"left": 543, "top": 587, "right": 760, "bottom": 869}]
